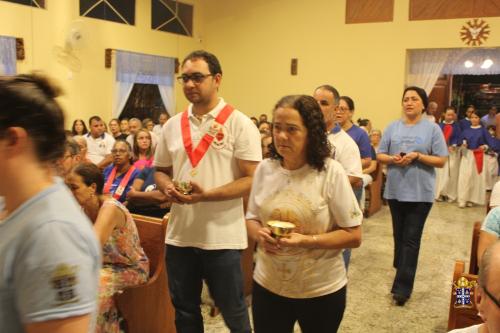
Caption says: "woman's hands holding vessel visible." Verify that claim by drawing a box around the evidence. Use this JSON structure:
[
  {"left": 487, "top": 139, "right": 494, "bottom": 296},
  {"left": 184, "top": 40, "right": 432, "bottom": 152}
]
[{"left": 256, "top": 227, "right": 312, "bottom": 254}]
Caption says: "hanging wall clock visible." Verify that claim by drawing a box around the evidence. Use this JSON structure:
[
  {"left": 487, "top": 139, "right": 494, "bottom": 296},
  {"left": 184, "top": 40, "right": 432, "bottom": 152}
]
[{"left": 460, "top": 18, "right": 490, "bottom": 46}]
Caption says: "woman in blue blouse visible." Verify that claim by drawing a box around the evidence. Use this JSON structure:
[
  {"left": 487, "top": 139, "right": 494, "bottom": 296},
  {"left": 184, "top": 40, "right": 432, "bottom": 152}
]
[{"left": 377, "top": 86, "right": 448, "bottom": 306}]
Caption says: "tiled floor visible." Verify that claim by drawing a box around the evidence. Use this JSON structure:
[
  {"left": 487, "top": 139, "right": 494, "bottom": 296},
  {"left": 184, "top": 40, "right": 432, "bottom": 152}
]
[{"left": 202, "top": 202, "right": 485, "bottom": 332}]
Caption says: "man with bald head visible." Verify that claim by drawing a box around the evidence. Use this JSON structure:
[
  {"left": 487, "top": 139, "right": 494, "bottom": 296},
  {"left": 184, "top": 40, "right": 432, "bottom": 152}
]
[
  {"left": 450, "top": 240, "right": 500, "bottom": 332},
  {"left": 424, "top": 101, "right": 438, "bottom": 123},
  {"left": 126, "top": 117, "right": 158, "bottom": 149},
  {"left": 313, "top": 84, "right": 363, "bottom": 268},
  {"left": 313, "top": 85, "right": 362, "bottom": 188}
]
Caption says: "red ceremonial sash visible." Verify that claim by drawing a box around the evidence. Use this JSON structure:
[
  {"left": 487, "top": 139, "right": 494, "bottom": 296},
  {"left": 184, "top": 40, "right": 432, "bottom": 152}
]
[
  {"left": 472, "top": 148, "right": 484, "bottom": 174},
  {"left": 181, "top": 104, "right": 234, "bottom": 168},
  {"left": 443, "top": 124, "right": 453, "bottom": 144},
  {"left": 103, "top": 165, "right": 137, "bottom": 200}
]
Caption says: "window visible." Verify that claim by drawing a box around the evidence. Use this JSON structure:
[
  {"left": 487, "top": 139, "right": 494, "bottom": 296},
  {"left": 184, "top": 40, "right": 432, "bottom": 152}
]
[
  {"left": 152, "top": 0, "right": 193, "bottom": 37},
  {"left": 80, "top": 0, "right": 135, "bottom": 25},
  {"left": 1, "top": 0, "right": 45, "bottom": 8},
  {"left": 120, "top": 84, "right": 167, "bottom": 122}
]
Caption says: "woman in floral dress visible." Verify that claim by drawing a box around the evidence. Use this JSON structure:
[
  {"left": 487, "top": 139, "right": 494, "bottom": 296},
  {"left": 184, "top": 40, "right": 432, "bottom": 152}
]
[{"left": 66, "top": 162, "right": 149, "bottom": 333}]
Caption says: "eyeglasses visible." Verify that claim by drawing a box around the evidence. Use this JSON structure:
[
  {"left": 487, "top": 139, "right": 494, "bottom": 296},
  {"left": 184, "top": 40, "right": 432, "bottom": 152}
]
[
  {"left": 482, "top": 284, "right": 500, "bottom": 309},
  {"left": 176, "top": 73, "right": 213, "bottom": 84},
  {"left": 336, "top": 107, "right": 351, "bottom": 113},
  {"left": 111, "top": 149, "right": 128, "bottom": 155}
]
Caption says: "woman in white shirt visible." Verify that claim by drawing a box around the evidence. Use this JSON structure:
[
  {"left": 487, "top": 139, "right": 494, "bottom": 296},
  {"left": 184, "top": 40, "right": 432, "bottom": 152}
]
[{"left": 246, "top": 95, "right": 362, "bottom": 333}]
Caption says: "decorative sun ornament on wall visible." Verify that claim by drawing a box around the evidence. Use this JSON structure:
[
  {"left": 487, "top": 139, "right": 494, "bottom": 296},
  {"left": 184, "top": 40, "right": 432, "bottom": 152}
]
[{"left": 460, "top": 18, "right": 490, "bottom": 46}]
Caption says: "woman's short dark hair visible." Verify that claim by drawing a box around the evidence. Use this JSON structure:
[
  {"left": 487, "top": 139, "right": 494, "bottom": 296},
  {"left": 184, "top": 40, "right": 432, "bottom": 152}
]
[
  {"left": 182, "top": 50, "right": 222, "bottom": 76},
  {"left": 402, "top": 86, "right": 429, "bottom": 111},
  {"left": 71, "top": 119, "right": 88, "bottom": 136},
  {"left": 339, "top": 96, "right": 355, "bottom": 112},
  {"left": 0, "top": 73, "right": 66, "bottom": 162},
  {"left": 268, "top": 95, "right": 331, "bottom": 171},
  {"left": 73, "top": 162, "right": 104, "bottom": 195},
  {"left": 357, "top": 118, "right": 370, "bottom": 126},
  {"left": 470, "top": 111, "right": 481, "bottom": 118}
]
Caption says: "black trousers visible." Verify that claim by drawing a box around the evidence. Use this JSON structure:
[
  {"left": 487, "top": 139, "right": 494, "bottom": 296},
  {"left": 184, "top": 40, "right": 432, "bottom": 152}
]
[
  {"left": 252, "top": 282, "right": 346, "bottom": 333},
  {"left": 388, "top": 199, "right": 432, "bottom": 298}
]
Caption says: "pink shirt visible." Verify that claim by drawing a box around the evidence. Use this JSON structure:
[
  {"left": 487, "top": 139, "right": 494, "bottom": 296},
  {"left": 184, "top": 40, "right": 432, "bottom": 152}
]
[{"left": 133, "top": 157, "right": 153, "bottom": 170}]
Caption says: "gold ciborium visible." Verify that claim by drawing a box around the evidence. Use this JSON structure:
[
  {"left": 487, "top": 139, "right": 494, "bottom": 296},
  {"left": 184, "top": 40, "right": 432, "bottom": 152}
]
[
  {"left": 173, "top": 180, "right": 193, "bottom": 195},
  {"left": 267, "top": 220, "right": 296, "bottom": 238}
]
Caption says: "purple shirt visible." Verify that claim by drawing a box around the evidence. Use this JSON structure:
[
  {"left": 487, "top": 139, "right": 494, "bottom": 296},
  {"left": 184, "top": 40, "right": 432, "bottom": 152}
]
[
  {"left": 459, "top": 126, "right": 493, "bottom": 150},
  {"left": 346, "top": 125, "right": 372, "bottom": 159}
]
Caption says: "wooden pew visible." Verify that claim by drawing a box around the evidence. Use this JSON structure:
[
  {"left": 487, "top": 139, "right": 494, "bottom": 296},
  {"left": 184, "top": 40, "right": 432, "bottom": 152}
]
[
  {"left": 469, "top": 222, "right": 481, "bottom": 275},
  {"left": 447, "top": 260, "right": 482, "bottom": 331},
  {"left": 364, "top": 163, "right": 382, "bottom": 217},
  {"left": 115, "top": 214, "right": 176, "bottom": 333}
]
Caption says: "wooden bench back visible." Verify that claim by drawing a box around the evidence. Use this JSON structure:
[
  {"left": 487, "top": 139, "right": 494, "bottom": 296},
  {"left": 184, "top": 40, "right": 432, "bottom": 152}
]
[
  {"left": 365, "top": 162, "right": 383, "bottom": 217},
  {"left": 131, "top": 214, "right": 168, "bottom": 275},
  {"left": 469, "top": 222, "right": 481, "bottom": 275},
  {"left": 115, "top": 214, "right": 176, "bottom": 333}
]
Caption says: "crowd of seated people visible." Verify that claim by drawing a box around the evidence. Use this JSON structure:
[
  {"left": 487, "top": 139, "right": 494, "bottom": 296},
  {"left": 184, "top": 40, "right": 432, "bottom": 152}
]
[
  {"left": 66, "top": 112, "right": 169, "bottom": 212},
  {"left": 59, "top": 112, "right": 171, "bottom": 332}
]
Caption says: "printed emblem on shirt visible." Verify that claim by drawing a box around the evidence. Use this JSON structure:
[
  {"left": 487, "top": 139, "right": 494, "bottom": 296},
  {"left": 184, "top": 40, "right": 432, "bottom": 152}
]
[
  {"left": 50, "top": 264, "right": 79, "bottom": 306},
  {"left": 210, "top": 123, "right": 227, "bottom": 150},
  {"left": 145, "top": 184, "right": 156, "bottom": 192}
]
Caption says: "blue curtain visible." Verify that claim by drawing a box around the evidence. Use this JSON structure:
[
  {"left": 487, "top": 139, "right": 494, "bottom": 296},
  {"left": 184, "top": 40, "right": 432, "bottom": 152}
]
[
  {"left": 116, "top": 50, "right": 174, "bottom": 85},
  {"left": 0, "top": 36, "right": 16, "bottom": 75}
]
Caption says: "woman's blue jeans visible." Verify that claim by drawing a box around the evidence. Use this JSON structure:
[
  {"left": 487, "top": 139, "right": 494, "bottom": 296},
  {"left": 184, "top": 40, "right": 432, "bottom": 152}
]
[{"left": 387, "top": 200, "right": 432, "bottom": 298}]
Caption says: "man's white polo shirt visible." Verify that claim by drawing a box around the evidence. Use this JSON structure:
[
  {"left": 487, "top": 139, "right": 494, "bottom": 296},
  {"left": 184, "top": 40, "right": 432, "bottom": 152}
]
[
  {"left": 327, "top": 126, "right": 362, "bottom": 179},
  {"left": 85, "top": 132, "right": 115, "bottom": 165},
  {"left": 154, "top": 98, "right": 262, "bottom": 250}
]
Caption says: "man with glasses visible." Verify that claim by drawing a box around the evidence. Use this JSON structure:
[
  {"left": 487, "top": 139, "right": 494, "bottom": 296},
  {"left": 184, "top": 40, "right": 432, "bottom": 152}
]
[
  {"left": 154, "top": 50, "right": 261, "bottom": 333},
  {"left": 56, "top": 138, "right": 82, "bottom": 177},
  {"left": 313, "top": 85, "right": 362, "bottom": 188},
  {"left": 449, "top": 240, "right": 500, "bottom": 333}
]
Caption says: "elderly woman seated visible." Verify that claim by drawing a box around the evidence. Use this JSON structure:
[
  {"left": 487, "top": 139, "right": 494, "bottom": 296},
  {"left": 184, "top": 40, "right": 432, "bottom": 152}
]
[
  {"left": 55, "top": 138, "right": 82, "bottom": 177},
  {"left": 73, "top": 135, "right": 92, "bottom": 163},
  {"left": 103, "top": 140, "right": 141, "bottom": 202},
  {"left": 66, "top": 163, "right": 149, "bottom": 333}
]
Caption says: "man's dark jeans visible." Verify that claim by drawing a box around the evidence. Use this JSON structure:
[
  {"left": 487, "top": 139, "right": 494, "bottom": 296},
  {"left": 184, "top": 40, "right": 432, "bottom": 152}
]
[{"left": 166, "top": 245, "right": 251, "bottom": 333}]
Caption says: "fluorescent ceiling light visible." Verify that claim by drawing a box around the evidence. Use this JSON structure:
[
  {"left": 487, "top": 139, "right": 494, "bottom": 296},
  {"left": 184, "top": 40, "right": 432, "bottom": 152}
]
[
  {"left": 481, "top": 59, "right": 493, "bottom": 69},
  {"left": 464, "top": 60, "right": 474, "bottom": 68}
]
